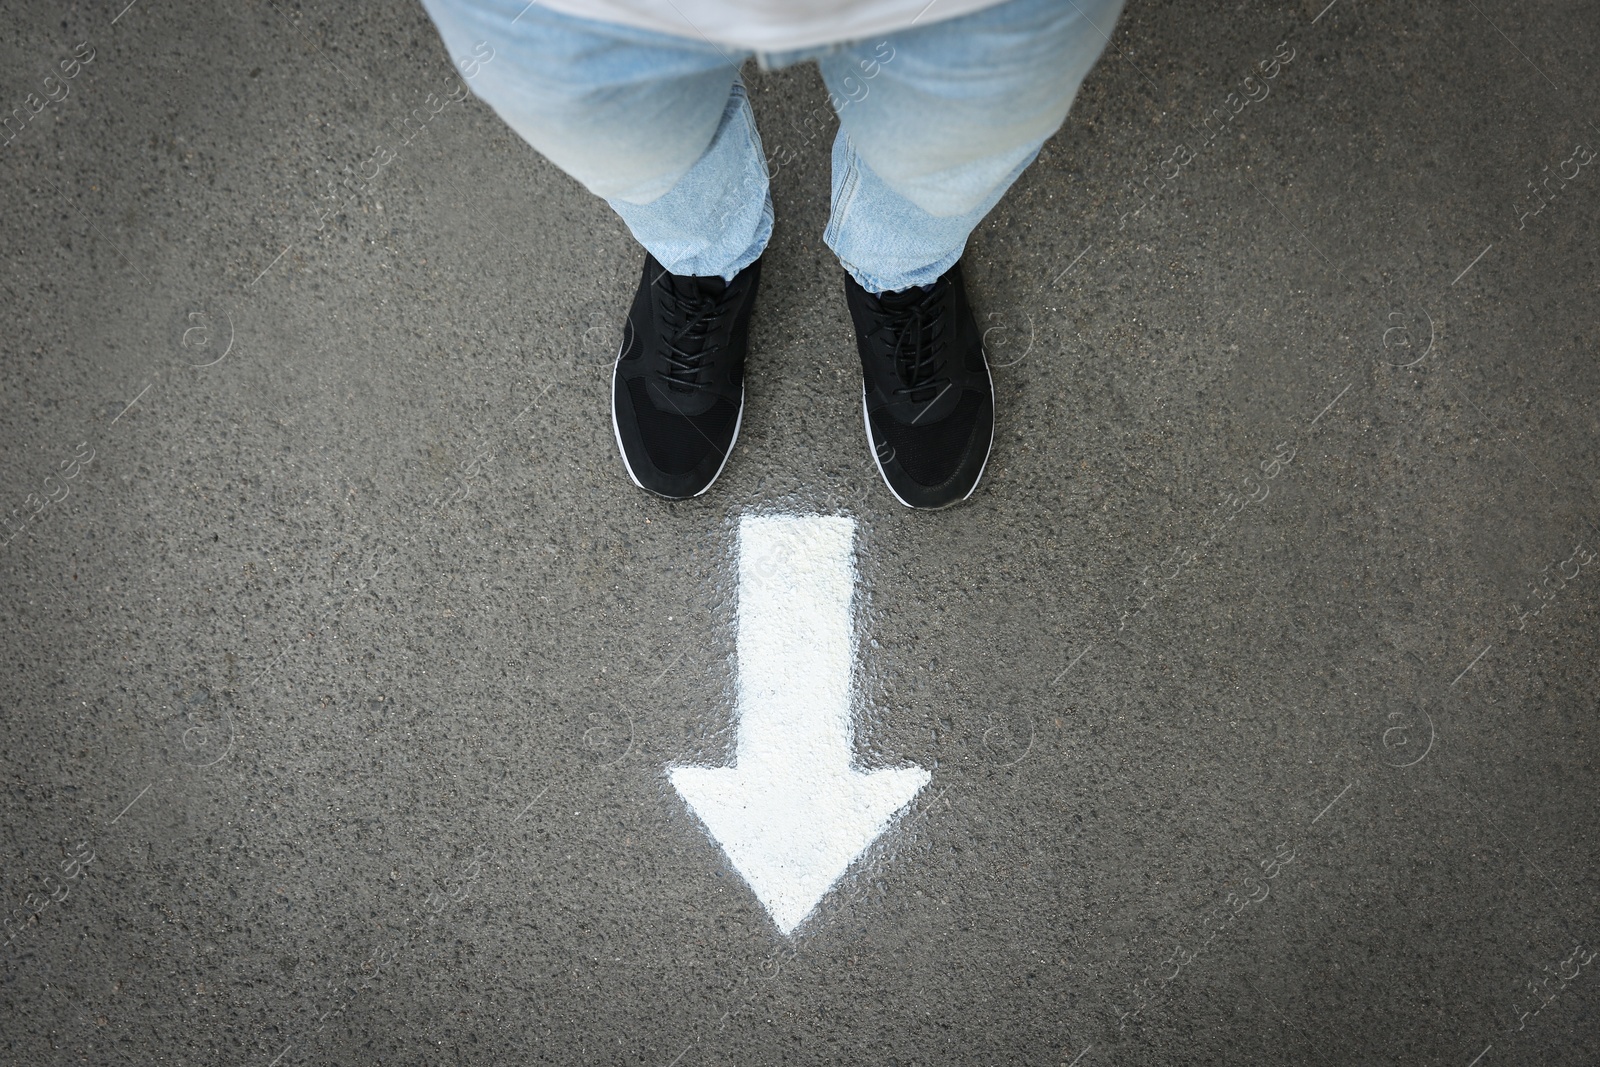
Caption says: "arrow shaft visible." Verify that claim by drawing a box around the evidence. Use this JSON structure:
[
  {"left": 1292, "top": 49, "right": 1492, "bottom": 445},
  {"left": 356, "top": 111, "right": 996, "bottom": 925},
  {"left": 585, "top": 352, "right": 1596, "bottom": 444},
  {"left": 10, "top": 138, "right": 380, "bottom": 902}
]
[{"left": 735, "top": 515, "right": 857, "bottom": 773}]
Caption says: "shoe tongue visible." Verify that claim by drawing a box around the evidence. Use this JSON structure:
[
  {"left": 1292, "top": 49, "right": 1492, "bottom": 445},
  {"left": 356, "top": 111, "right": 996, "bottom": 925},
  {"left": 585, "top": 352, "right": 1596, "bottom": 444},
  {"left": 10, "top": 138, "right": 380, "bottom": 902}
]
[
  {"left": 878, "top": 284, "right": 929, "bottom": 309},
  {"left": 669, "top": 273, "right": 727, "bottom": 299},
  {"left": 653, "top": 272, "right": 727, "bottom": 401},
  {"left": 660, "top": 274, "right": 728, "bottom": 347}
]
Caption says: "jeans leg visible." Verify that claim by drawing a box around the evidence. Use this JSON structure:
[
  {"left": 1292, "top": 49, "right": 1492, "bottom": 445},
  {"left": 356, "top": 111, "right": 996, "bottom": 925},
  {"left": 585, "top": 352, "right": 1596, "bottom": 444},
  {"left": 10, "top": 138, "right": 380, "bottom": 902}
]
[
  {"left": 610, "top": 80, "right": 774, "bottom": 280},
  {"left": 818, "top": 0, "right": 1125, "bottom": 292},
  {"left": 420, "top": 0, "right": 771, "bottom": 279},
  {"left": 825, "top": 132, "right": 1045, "bottom": 294}
]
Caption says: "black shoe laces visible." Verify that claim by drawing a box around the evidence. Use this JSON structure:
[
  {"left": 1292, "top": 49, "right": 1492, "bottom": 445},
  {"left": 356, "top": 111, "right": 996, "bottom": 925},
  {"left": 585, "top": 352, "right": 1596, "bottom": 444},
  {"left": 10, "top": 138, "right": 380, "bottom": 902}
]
[
  {"left": 874, "top": 285, "right": 950, "bottom": 404},
  {"left": 657, "top": 275, "right": 734, "bottom": 393}
]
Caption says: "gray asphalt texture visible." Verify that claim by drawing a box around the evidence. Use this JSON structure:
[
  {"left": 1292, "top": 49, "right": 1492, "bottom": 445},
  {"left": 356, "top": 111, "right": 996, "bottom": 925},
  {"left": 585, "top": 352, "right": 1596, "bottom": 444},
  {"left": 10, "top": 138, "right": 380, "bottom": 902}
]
[{"left": 3, "top": 1, "right": 1598, "bottom": 1064}]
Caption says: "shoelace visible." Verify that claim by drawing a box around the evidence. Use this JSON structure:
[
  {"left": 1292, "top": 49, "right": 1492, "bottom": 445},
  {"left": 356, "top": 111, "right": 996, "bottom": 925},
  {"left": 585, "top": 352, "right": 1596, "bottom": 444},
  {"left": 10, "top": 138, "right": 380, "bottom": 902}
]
[
  {"left": 875, "top": 285, "right": 950, "bottom": 403},
  {"left": 656, "top": 276, "right": 733, "bottom": 392}
]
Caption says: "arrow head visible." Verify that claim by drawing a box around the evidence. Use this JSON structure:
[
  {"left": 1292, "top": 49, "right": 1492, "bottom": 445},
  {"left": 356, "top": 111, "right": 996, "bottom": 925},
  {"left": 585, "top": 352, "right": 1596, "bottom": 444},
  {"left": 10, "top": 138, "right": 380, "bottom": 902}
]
[{"left": 670, "top": 763, "right": 930, "bottom": 935}]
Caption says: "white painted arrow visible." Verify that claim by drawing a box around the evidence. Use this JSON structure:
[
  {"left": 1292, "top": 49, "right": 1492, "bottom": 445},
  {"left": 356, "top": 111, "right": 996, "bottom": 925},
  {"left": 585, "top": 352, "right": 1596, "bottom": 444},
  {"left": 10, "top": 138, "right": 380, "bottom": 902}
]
[{"left": 670, "top": 514, "right": 930, "bottom": 935}]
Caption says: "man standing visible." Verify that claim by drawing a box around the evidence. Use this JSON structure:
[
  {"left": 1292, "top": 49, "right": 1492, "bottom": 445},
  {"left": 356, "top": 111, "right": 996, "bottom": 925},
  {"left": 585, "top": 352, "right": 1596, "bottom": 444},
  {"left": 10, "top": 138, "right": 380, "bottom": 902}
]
[{"left": 421, "top": 0, "right": 1124, "bottom": 507}]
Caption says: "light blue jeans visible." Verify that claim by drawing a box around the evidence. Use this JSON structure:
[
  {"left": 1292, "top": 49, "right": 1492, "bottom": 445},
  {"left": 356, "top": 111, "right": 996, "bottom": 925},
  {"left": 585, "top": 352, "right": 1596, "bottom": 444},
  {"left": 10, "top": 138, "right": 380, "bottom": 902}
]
[{"left": 421, "top": 0, "right": 1124, "bottom": 292}]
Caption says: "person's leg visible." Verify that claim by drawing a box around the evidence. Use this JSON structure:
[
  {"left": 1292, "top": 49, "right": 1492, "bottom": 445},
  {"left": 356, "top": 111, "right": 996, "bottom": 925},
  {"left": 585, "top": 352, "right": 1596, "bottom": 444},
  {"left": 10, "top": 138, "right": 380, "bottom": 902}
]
[
  {"left": 420, "top": 0, "right": 772, "bottom": 279},
  {"left": 421, "top": 0, "right": 774, "bottom": 499},
  {"left": 823, "top": 0, "right": 1123, "bottom": 509},
  {"left": 818, "top": 0, "right": 1125, "bottom": 292}
]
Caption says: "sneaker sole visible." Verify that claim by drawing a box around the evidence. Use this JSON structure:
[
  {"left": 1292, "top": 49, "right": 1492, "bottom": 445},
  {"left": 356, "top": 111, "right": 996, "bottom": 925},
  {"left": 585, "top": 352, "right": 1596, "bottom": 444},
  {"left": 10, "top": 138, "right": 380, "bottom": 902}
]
[
  {"left": 861, "top": 355, "right": 995, "bottom": 510},
  {"left": 610, "top": 340, "right": 745, "bottom": 500}
]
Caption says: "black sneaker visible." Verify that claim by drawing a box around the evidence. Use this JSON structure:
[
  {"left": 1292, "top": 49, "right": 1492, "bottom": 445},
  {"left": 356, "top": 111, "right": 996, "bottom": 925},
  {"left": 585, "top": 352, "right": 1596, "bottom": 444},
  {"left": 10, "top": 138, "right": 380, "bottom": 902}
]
[
  {"left": 611, "top": 253, "right": 761, "bottom": 499},
  {"left": 845, "top": 261, "right": 994, "bottom": 509}
]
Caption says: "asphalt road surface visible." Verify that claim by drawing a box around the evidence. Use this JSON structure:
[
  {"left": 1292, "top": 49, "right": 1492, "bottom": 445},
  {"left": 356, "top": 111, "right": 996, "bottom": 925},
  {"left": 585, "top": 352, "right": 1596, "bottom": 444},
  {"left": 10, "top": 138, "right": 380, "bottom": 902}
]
[{"left": 2, "top": 1, "right": 1598, "bottom": 1065}]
